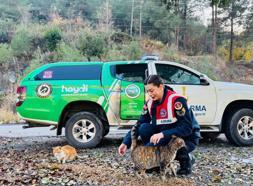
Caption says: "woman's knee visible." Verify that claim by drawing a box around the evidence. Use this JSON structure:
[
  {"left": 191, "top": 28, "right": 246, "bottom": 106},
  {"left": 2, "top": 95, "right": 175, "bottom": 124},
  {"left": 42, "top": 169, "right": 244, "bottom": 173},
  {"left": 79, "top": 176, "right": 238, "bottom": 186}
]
[
  {"left": 138, "top": 123, "right": 155, "bottom": 134},
  {"left": 138, "top": 123, "right": 157, "bottom": 144},
  {"left": 185, "top": 141, "right": 197, "bottom": 153}
]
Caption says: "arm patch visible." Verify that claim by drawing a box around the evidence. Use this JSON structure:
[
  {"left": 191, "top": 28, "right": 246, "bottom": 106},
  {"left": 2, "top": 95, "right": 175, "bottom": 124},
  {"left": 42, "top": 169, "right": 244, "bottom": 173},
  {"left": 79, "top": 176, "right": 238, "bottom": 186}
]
[{"left": 174, "top": 101, "right": 183, "bottom": 110}]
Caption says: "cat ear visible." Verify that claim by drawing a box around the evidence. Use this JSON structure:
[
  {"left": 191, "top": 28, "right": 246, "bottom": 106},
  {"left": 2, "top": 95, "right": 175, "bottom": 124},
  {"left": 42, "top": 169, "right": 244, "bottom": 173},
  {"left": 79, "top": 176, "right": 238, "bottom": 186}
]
[
  {"left": 168, "top": 136, "right": 175, "bottom": 144},
  {"left": 171, "top": 135, "right": 177, "bottom": 139},
  {"left": 53, "top": 146, "right": 59, "bottom": 150}
]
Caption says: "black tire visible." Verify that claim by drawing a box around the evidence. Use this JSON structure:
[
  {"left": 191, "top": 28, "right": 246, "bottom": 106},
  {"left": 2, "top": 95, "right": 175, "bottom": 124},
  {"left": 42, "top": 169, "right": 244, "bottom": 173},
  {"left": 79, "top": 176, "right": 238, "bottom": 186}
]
[
  {"left": 103, "top": 124, "right": 110, "bottom": 137},
  {"left": 65, "top": 112, "right": 103, "bottom": 148},
  {"left": 224, "top": 108, "right": 253, "bottom": 146}
]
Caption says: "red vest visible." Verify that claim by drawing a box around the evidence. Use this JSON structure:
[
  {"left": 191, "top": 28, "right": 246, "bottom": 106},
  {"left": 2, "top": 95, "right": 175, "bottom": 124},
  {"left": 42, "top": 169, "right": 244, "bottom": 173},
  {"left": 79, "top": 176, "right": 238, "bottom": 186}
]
[{"left": 146, "top": 90, "right": 185, "bottom": 125}]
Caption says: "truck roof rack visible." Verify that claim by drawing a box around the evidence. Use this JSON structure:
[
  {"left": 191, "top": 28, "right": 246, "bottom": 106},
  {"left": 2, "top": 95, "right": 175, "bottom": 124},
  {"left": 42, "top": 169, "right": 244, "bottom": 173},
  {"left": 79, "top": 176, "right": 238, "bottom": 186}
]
[{"left": 141, "top": 55, "right": 159, "bottom": 61}]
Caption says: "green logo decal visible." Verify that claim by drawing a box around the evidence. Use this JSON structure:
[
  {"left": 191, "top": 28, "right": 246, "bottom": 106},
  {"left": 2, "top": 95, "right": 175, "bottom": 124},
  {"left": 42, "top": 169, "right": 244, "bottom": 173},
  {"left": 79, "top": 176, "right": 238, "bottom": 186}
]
[
  {"left": 125, "top": 84, "right": 140, "bottom": 98},
  {"left": 61, "top": 84, "right": 88, "bottom": 94}
]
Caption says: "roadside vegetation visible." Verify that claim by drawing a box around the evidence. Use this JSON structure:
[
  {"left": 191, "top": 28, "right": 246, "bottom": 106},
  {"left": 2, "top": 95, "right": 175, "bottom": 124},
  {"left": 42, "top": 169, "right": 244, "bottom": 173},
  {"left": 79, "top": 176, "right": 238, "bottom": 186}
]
[{"left": 0, "top": 93, "right": 19, "bottom": 124}]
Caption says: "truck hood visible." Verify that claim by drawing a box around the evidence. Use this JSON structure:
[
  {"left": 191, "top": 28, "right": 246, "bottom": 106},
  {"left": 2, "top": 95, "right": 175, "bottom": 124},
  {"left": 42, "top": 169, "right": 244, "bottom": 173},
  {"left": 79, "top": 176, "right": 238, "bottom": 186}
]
[{"left": 214, "top": 81, "right": 253, "bottom": 91}]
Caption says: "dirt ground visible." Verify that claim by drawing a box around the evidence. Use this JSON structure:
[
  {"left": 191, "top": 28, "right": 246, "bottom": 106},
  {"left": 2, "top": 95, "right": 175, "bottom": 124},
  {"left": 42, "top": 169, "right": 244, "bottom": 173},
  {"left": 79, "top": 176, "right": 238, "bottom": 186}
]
[{"left": 0, "top": 135, "right": 252, "bottom": 186}]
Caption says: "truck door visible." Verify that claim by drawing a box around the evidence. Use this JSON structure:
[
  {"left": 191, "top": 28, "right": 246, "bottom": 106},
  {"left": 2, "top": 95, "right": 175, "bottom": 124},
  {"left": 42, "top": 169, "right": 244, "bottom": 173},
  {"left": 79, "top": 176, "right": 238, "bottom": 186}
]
[
  {"left": 115, "top": 64, "right": 147, "bottom": 121},
  {"left": 101, "top": 63, "right": 147, "bottom": 125},
  {"left": 120, "top": 81, "right": 145, "bottom": 120},
  {"left": 154, "top": 63, "right": 217, "bottom": 124}
]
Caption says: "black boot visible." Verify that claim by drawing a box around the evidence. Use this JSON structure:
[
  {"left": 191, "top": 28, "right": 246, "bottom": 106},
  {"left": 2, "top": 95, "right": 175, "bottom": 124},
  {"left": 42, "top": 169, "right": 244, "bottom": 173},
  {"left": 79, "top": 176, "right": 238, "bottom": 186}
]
[{"left": 176, "top": 147, "right": 192, "bottom": 175}]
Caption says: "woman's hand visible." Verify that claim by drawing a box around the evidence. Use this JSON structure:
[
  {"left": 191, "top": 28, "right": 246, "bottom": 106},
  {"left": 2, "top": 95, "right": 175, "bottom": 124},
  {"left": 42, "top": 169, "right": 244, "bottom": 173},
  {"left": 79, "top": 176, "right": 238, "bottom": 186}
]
[
  {"left": 118, "top": 143, "right": 127, "bottom": 156},
  {"left": 150, "top": 132, "right": 164, "bottom": 145}
]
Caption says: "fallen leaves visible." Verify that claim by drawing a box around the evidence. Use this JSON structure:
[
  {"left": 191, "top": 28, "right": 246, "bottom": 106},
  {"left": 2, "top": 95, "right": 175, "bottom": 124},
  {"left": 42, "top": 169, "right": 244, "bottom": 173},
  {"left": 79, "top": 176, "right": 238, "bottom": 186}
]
[
  {"left": 0, "top": 135, "right": 252, "bottom": 185},
  {"left": 193, "top": 136, "right": 253, "bottom": 185}
]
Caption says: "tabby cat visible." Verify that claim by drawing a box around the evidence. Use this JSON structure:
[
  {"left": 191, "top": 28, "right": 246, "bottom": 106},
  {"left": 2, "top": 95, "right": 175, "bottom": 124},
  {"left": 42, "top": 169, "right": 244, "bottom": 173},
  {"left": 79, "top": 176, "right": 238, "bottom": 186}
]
[
  {"left": 131, "top": 125, "right": 185, "bottom": 178},
  {"left": 53, "top": 145, "right": 83, "bottom": 163}
]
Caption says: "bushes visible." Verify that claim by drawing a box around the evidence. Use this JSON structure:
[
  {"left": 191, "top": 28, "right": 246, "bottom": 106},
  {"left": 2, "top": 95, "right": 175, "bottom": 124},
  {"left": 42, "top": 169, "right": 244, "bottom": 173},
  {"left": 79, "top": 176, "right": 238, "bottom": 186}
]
[
  {"left": 218, "top": 42, "right": 253, "bottom": 63},
  {"left": 0, "top": 31, "right": 10, "bottom": 43},
  {"left": 106, "top": 45, "right": 128, "bottom": 61},
  {"left": 110, "top": 32, "right": 132, "bottom": 44},
  {"left": 44, "top": 27, "right": 62, "bottom": 52},
  {"left": 31, "top": 36, "right": 46, "bottom": 52},
  {"left": 11, "top": 29, "right": 32, "bottom": 56},
  {"left": 105, "top": 41, "right": 143, "bottom": 61},
  {"left": 161, "top": 46, "right": 181, "bottom": 61},
  {"left": 56, "top": 42, "right": 84, "bottom": 61},
  {"left": 244, "top": 49, "right": 252, "bottom": 62},
  {"left": 140, "top": 39, "right": 164, "bottom": 54},
  {"left": 0, "top": 20, "right": 14, "bottom": 43},
  {"left": 122, "top": 41, "right": 142, "bottom": 60},
  {"left": 196, "top": 58, "right": 218, "bottom": 80},
  {"left": 0, "top": 93, "right": 19, "bottom": 123},
  {"left": 79, "top": 33, "right": 107, "bottom": 61},
  {"left": 0, "top": 44, "right": 13, "bottom": 64}
]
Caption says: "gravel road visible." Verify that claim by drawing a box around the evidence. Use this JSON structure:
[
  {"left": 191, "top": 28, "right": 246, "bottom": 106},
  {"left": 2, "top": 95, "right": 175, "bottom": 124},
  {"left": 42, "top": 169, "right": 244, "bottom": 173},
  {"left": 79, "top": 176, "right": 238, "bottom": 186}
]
[{"left": 0, "top": 124, "right": 252, "bottom": 185}]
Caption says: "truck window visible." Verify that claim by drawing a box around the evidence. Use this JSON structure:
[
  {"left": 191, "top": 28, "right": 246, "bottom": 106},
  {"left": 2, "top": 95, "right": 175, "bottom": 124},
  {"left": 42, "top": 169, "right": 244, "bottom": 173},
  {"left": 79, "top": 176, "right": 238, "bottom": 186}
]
[
  {"left": 34, "top": 65, "right": 102, "bottom": 80},
  {"left": 111, "top": 64, "right": 147, "bottom": 83},
  {"left": 156, "top": 64, "right": 200, "bottom": 85}
]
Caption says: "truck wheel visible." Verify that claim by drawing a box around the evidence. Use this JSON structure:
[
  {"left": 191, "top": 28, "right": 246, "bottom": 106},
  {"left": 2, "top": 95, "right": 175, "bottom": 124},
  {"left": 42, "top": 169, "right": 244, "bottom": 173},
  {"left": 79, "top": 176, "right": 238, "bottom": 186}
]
[
  {"left": 65, "top": 112, "right": 103, "bottom": 148},
  {"left": 225, "top": 108, "right": 253, "bottom": 146}
]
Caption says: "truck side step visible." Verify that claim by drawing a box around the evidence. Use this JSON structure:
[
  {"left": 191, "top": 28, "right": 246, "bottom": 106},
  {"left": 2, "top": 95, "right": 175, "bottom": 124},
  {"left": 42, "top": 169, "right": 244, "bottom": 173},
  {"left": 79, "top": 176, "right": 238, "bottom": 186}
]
[{"left": 22, "top": 123, "right": 50, "bottom": 129}]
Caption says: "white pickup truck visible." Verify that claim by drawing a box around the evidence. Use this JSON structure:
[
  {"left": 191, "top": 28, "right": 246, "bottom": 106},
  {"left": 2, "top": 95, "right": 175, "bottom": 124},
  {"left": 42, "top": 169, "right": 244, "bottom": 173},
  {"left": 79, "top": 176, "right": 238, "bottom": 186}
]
[
  {"left": 148, "top": 59, "right": 253, "bottom": 146},
  {"left": 16, "top": 56, "right": 253, "bottom": 148}
]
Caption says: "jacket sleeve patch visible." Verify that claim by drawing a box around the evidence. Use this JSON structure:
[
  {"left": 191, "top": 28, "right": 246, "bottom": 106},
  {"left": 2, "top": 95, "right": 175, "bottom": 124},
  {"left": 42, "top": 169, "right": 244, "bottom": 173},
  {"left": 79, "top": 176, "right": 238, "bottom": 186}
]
[{"left": 174, "top": 101, "right": 183, "bottom": 110}]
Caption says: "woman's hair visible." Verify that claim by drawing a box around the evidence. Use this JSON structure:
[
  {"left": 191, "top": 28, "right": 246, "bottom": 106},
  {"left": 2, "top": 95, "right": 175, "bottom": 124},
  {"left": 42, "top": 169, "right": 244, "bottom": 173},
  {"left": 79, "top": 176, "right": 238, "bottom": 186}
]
[{"left": 144, "top": 75, "right": 163, "bottom": 87}]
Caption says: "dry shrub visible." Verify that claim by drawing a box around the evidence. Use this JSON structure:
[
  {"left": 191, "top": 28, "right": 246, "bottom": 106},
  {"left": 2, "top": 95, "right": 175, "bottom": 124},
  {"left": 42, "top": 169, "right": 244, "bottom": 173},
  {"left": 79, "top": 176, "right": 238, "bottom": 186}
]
[
  {"left": 140, "top": 39, "right": 165, "bottom": 55},
  {"left": 0, "top": 93, "right": 20, "bottom": 123},
  {"left": 161, "top": 45, "right": 183, "bottom": 61}
]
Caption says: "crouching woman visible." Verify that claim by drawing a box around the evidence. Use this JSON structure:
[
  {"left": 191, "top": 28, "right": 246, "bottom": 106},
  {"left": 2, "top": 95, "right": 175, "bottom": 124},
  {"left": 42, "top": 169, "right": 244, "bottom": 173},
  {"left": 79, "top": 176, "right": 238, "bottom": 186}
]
[{"left": 118, "top": 75, "right": 201, "bottom": 175}]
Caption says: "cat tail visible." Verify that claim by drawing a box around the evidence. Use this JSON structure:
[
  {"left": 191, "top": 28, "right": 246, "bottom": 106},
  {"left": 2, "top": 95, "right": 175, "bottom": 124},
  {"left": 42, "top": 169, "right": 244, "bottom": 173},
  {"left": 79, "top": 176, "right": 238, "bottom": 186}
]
[{"left": 131, "top": 124, "right": 138, "bottom": 151}]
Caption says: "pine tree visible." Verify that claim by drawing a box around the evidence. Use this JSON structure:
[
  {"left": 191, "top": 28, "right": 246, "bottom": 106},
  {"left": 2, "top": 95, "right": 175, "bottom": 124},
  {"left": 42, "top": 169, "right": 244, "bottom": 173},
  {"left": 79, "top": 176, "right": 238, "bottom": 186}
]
[{"left": 220, "top": 0, "right": 248, "bottom": 63}]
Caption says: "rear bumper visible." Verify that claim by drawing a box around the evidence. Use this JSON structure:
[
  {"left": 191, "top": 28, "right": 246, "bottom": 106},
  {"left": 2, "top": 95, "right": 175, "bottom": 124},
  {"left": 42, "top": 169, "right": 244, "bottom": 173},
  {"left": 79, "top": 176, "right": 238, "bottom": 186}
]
[{"left": 17, "top": 113, "right": 58, "bottom": 125}]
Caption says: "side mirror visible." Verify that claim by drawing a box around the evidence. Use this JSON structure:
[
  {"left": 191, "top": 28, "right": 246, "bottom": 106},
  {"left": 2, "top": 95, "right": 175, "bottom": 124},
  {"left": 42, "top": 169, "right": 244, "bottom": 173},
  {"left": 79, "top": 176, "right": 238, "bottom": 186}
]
[{"left": 199, "top": 74, "right": 209, "bottom": 85}]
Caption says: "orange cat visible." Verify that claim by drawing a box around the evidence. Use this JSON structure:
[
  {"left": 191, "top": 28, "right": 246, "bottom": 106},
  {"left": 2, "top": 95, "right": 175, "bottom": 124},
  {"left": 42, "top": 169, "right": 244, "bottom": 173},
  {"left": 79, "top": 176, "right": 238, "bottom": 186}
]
[{"left": 53, "top": 145, "right": 79, "bottom": 163}]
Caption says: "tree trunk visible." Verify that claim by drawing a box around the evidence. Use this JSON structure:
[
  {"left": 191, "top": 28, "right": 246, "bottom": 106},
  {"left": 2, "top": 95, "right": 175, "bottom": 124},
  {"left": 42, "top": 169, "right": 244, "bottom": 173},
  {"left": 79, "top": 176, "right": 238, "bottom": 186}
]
[
  {"left": 130, "top": 0, "right": 134, "bottom": 36},
  {"left": 214, "top": 3, "right": 217, "bottom": 58},
  {"left": 212, "top": 3, "right": 214, "bottom": 53},
  {"left": 175, "top": 0, "right": 179, "bottom": 50},
  {"left": 212, "top": 3, "right": 217, "bottom": 55},
  {"left": 175, "top": 27, "right": 179, "bottom": 50},
  {"left": 139, "top": 0, "right": 143, "bottom": 38},
  {"left": 229, "top": 17, "right": 234, "bottom": 63},
  {"left": 183, "top": 0, "right": 187, "bottom": 50},
  {"left": 106, "top": 0, "right": 109, "bottom": 32}
]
